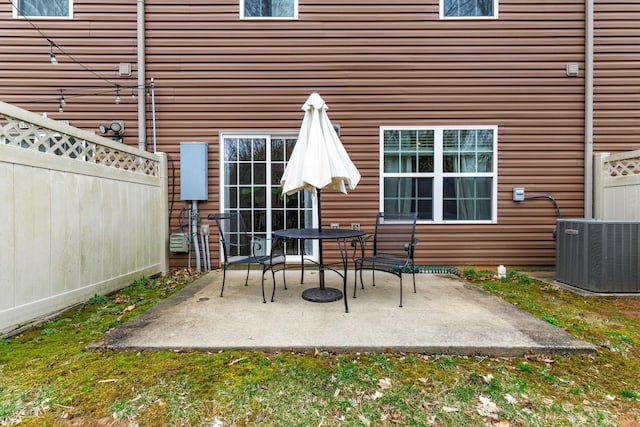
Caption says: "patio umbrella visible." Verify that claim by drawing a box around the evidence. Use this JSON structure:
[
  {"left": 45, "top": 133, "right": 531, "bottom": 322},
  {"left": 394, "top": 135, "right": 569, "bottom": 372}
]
[
  {"left": 280, "top": 92, "right": 361, "bottom": 222},
  {"left": 280, "top": 92, "right": 361, "bottom": 302}
]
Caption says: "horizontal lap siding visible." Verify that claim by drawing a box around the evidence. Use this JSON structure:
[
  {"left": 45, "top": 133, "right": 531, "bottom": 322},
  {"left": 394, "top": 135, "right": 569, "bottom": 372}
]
[
  {"left": 0, "top": 2, "right": 140, "bottom": 134},
  {"left": 593, "top": 1, "right": 640, "bottom": 151},
  {"left": 8, "top": 1, "right": 632, "bottom": 267},
  {"left": 145, "top": 0, "right": 585, "bottom": 266}
]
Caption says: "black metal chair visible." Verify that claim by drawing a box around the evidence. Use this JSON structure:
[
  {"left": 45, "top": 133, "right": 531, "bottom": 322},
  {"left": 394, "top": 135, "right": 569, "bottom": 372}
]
[
  {"left": 353, "top": 212, "right": 419, "bottom": 307},
  {"left": 209, "top": 212, "right": 286, "bottom": 303}
]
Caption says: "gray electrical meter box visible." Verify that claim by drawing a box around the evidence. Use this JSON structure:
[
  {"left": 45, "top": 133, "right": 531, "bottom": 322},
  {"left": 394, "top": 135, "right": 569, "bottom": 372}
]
[
  {"left": 512, "top": 187, "right": 525, "bottom": 202},
  {"left": 180, "top": 142, "right": 208, "bottom": 200}
]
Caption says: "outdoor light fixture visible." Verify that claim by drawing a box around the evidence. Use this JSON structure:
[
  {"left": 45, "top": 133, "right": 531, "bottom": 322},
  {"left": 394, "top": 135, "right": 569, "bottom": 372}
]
[
  {"left": 49, "top": 41, "right": 57, "bottom": 64},
  {"left": 99, "top": 121, "right": 124, "bottom": 135},
  {"left": 58, "top": 89, "right": 65, "bottom": 112}
]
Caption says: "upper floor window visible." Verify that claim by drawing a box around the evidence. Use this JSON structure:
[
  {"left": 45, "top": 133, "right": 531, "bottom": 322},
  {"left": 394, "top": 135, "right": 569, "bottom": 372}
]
[
  {"left": 441, "top": 0, "right": 497, "bottom": 18},
  {"left": 381, "top": 126, "right": 497, "bottom": 223},
  {"left": 13, "top": 0, "right": 72, "bottom": 18},
  {"left": 241, "top": 0, "right": 297, "bottom": 19}
]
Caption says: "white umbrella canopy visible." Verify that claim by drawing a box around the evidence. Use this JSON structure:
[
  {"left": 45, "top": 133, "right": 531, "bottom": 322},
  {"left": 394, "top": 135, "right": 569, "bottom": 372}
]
[
  {"left": 279, "top": 92, "right": 362, "bottom": 303},
  {"left": 280, "top": 92, "right": 361, "bottom": 198}
]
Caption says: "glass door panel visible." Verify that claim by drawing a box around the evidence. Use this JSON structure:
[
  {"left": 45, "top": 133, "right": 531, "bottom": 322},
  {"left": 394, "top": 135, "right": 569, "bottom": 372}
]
[{"left": 222, "top": 135, "right": 314, "bottom": 259}]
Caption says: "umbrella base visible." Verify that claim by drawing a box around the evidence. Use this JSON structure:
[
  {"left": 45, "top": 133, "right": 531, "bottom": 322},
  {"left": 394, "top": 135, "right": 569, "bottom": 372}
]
[{"left": 302, "top": 287, "right": 343, "bottom": 303}]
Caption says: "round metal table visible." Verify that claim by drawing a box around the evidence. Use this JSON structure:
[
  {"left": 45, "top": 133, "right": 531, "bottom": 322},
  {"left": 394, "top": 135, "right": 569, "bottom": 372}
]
[{"left": 273, "top": 228, "right": 365, "bottom": 313}]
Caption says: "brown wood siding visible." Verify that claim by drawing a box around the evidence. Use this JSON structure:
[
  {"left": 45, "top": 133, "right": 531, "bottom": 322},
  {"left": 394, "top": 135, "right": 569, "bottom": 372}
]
[
  {"left": 0, "top": 1, "right": 140, "bottom": 136},
  {"left": 593, "top": 0, "right": 640, "bottom": 151},
  {"left": 2, "top": 1, "right": 636, "bottom": 268},
  {"left": 145, "top": 0, "right": 587, "bottom": 267}
]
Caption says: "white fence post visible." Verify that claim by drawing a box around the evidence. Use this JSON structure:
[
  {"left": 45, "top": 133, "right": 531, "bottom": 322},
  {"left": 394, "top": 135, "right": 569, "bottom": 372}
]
[{"left": 157, "top": 152, "right": 170, "bottom": 275}]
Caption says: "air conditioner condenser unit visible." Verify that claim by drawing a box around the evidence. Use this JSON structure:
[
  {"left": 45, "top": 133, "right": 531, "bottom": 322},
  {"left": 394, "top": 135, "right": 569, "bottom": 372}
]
[{"left": 556, "top": 219, "right": 640, "bottom": 292}]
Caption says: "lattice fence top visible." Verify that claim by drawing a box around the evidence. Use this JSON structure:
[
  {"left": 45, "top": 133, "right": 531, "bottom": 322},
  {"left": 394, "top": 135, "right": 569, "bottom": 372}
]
[
  {"left": 0, "top": 103, "right": 159, "bottom": 177},
  {"left": 605, "top": 155, "right": 640, "bottom": 178}
]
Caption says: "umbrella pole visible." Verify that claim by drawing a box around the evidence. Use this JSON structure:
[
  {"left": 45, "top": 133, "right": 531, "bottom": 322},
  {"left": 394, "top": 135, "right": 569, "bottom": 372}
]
[
  {"left": 302, "top": 186, "right": 342, "bottom": 303},
  {"left": 317, "top": 187, "right": 325, "bottom": 289}
]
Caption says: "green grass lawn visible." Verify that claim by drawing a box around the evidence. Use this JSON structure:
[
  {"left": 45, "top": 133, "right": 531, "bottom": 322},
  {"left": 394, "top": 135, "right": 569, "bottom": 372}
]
[{"left": 1, "top": 268, "right": 639, "bottom": 426}]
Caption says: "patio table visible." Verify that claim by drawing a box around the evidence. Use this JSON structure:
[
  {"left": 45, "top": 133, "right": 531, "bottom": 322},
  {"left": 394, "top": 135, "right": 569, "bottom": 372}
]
[{"left": 273, "top": 228, "right": 365, "bottom": 313}]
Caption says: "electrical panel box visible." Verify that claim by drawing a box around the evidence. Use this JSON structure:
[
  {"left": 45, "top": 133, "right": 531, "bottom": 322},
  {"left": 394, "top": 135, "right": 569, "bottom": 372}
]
[{"left": 180, "top": 142, "right": 208, "bottom": 201}]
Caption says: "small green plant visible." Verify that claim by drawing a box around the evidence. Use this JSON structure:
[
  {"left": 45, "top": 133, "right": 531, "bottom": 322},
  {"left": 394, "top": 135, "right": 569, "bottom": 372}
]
[
  {"left": 435, "top": 356, "right": 457, "bottom": 370},
  {"left": 541, "top": 314, "right": 561, "bottom": 327},
  {"left": 608, "top": 331, "right": 634, "bottom": 345},
  {"left": 44, "top": 318, "right": 71, "bottom": 327},
  {"left": 404, "top": 354, "right": 417, "bottom": 363},
  {"left": 541, "top": 371, "right": 560, "bottom": 384},
  {"left": 40, "top": 328, "right": 57, "bottom": 336},
  {"left": 88, "top": 294, "right": 108, "bottom": 305},
  {"left": 619, "top": 389, "right": 639, "bottom": 399},
  {"left": 517, "top": 362, "right": 533, "bottom": 373},
  {"left": 462, "top": 267, "right": 477, "bottom": 279},
  {"left": 130, "top": 276, "right": 150, "bottom": 290},
  {"left": 0, "top": 384, "right": 56, "bottom": 425},
  {"left": 370, "top": 353, "right": 392, "bottom": 368},
  {"left": 508, "top": 270, "right": 531, "bottom": 284},
  {"left": 569, "top": 386, "right": 584, "bottom": 395}
]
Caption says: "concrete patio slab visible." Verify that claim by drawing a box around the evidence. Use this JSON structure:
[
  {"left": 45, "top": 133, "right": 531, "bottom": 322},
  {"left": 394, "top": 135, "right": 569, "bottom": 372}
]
[{"left": 91, "top": 270, "right": 596, "bottom": 356}]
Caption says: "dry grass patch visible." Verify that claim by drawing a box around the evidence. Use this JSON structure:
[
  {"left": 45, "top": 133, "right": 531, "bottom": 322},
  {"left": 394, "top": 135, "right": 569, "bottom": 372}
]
[{"left": 1, "top": 268, "right": 639, "bottom": 426}]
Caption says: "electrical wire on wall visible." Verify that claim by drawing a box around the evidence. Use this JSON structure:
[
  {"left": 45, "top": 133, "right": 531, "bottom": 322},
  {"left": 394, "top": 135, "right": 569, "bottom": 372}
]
[
  {"left": 525, "top": 194, "right": 562, "bottom": 219},
  {"left": 169, "top": 157, "right": 177, "bottom": 232},
  {"left": 7, "top": 0, "right": 151, "bottom": 112},
  {"left": 524, "top": 194, "right": 562, "bottom": 239}
]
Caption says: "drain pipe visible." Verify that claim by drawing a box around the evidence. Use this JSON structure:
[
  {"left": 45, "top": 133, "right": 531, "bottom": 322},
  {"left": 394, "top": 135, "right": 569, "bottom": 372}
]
[
  {"left": 136, "top": 0, "right": 146, "bottom": 151},
  {"left": 150, "top": 78, "right": 157, "bottom": 152},
  {"left": 584, "top": 0, "right": 594, "bottom": 218},
  {"left": 192, "top": 202, "right": 202, "bottom": 272}
]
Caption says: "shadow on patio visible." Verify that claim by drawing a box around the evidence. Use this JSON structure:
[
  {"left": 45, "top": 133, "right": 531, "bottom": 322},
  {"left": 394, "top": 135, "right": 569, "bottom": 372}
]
[{"left": 92, "top": 269, "right": 595, "bottom": 356}]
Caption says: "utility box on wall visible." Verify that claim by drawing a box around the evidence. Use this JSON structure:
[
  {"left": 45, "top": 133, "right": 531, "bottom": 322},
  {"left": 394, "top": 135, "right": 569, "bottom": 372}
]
[
  {"left": 556, "top": 219, "right": 640, "bottom": 292},
  {"left": 180, "top": 142, "right": 208, "bottom": 201}
]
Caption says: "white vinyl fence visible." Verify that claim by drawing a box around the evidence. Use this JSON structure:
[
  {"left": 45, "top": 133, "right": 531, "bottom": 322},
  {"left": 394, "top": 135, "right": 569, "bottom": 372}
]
[
  {"left": 594, "top": 150, "right": 640, "bottom": 220},
  {"left": 0, "top": 101, "right": 169, "bottom": 335}
]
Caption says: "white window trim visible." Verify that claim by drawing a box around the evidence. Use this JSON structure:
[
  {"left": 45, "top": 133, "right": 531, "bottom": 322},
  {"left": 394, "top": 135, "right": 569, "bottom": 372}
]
[
  {"left": 239, "top": 0, "right": 299, "bottom": 20},
  {"left": 12, "top": 0, "right": 73, "bottom": 19},
  {"left": 379, "top": 125, "right": 498, "bottom": 224},
  {"left": 219, "top": 131, "right": 316, "bottom": 262},
  {"left": 439, "top": 0, "right": 499, "bottom": 19}
]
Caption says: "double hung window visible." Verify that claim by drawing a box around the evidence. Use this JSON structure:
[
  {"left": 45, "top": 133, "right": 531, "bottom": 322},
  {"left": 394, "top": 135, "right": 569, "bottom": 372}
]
[
  {"left": 241, "top": 0, "right": 297, "bottom": 19},
  {"left": 441, "top": 0, "right": 497, "bottom": 18},
  {"left": 13, "top": 0, "right": 72, "bottom": 18},
  {"left": 381, "top": 126, "right": 497, "bottom": 223}
]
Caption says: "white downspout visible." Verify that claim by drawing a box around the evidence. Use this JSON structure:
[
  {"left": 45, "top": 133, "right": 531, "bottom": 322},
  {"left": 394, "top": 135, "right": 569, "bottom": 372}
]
[
  {"left": 137, "top": 0, "right": 147, "bottom": 151},
  {"left": 584, "top": 0, "right": 594, "bottom": 218}
]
